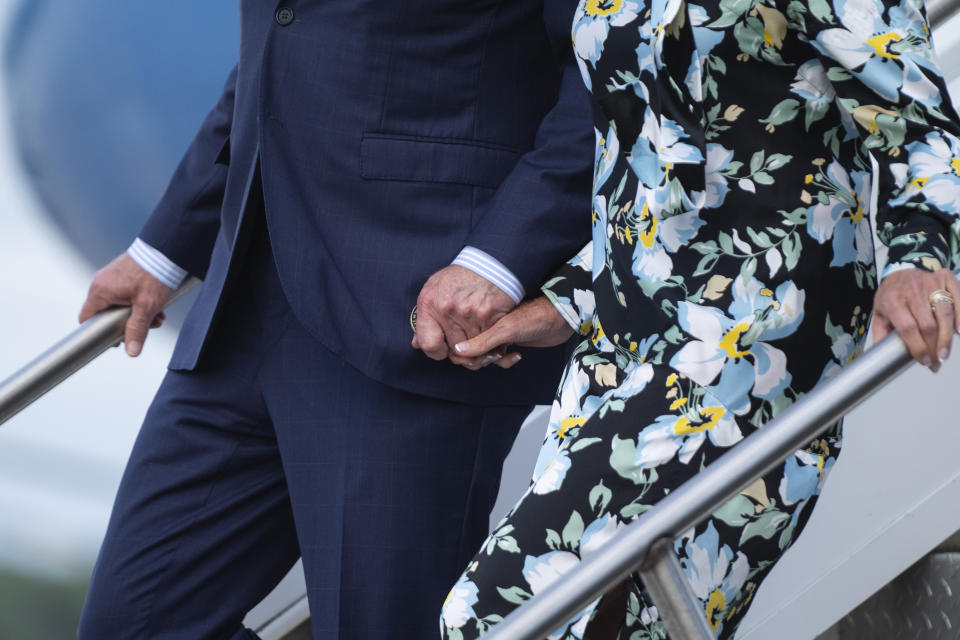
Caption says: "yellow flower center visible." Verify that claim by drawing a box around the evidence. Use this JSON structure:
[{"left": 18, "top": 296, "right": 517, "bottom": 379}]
[
  {"left": 951, "top": 157, "right": 960, "bottom": 176},
  {"left": 804, "top": 174, "right": 814, "bottom": 184},
  {"left": 909, "top": 176, "right": 929, "bottom": 190},
  {"left": 585, "top": 0, "right": 623, "bottom": 17},
  {"left": 848, "top": 205, "right": 864, "bottom": 222},
  {"left": 760, "top": 288, "right": 773, "bottom": 297},
  {"left": 719, "top": 322, "right": 751, "bottom": 358},
  {"left": 674, "top": 406, "right": 726, "bottom": 435},
  {"left": 705, "top": 588, "right": 726, "bottom": 632},
  {"left": 866, "top": 32, "right": 902, "bottom": 59},
  {"left": 559, "top": 417, "right": 586, "bottom": 439},
  {"left": 640, "top": 216, "right": 658, "bottom": 248},
  {"left": 669, "top": 397, "right": 688, "bottom": 411},
  {"left": 592, "top": 323, "right": 606, "bottom": 345},
  {"left": 666, "top": 373, "right": 678, "bottom": 386}
]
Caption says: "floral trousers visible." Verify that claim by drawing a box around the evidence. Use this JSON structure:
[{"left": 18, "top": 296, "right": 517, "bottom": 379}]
[{"left": 440, "top": 345, "right": 841, "bottom": 640}]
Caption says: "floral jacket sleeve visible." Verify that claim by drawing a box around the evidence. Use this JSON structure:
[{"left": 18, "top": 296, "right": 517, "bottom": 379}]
[
  {"left": 542, "top": 241, "right": 596, "bottom": 334},
  {"left": 801, "top": 0, "right": 960, "bottom": 277}
]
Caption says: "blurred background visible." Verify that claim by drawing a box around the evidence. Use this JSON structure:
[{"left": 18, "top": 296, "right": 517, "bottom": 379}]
[
  {"left": 1, "top": 1, "right": 960, "bottom": 639},
  {"left": 0, "top": 1, "right": 237, "bottom": 636}
]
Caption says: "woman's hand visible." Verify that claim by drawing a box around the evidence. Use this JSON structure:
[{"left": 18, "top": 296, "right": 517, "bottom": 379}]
[
  {"left": 451, "top": 296, "right": 575, "bottom": 370},
  {"left": 872, "top": 267, "right": 960, "bottom": 370}
]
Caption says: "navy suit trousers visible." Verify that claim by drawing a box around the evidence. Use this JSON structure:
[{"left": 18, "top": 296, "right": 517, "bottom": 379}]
[{"left": 78, "top": 209, "right": 531, "bottom": 639}]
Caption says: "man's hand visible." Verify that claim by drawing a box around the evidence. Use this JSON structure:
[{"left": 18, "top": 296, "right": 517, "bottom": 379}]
[
  {"left": 412, "top": 265, "right": 516, "bottom": 366},
  {"left": 79, "top": 253, "right": 173, "bottom": 357},
  {"left": 449, "top": 296, "right": 574, "bottom": 370},
  {"left": 873, "top": 267, "right": 960, "bottom": 371}
]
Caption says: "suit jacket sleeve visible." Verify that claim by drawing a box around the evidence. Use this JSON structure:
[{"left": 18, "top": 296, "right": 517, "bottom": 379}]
[
  {"left": 463, "top": 2, "right": 595, "bottom": 295},
  {"left": 138, "top": 65, "right": 237, "bottom": 279},
  {"left": 804, "top": 0, "right": 960, "bottom": 278}
]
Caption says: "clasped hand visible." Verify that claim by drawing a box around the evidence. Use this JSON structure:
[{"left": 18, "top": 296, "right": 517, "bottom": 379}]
[
  {"left": 424, "top": 266, "right": 960, "bottom": 374},
  {"left": 412, "top": 266, "right": 573, "bottom": 370}
]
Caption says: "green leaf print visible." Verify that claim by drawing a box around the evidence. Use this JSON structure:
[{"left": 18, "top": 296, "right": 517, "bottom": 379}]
[
  {"left": 753, "top": 171, "right": 774, "bottom": 185},
  {"left": 589, "top": 481, "right": 614, "bottom": 515},
  {"left": 823, "top": 125, "right": 841, "bottom": 156},
  {"left": 779, "top": 207, "right": 807, "bottom": 225},
  {"left": 664, "top": 325, "right": 684, "bottom": 345},
  {"left": 571, "top": 437, "right": 604, "bottom": 452},
  {"left": 562, "top": 511, "right": 585, "bottom": 549},
  {"left": 710, "top": 0, "right": 758, "bottom": 29},
  {"left": 447, "top": 628, "right": 463, "bottom": 640},
  {"left": 783, "top": 232, "right": 802, "bottom": 270},
  {"left": 760, "top": 99, "right": 801, "bottom": 127},
  {"left": 825, "top": 66, "right": 851, "bottom": 83},
  {"left": 824, "top": 313, "right": 845, "bottom": 342},
  {"left": 746, "top": 227, "right": 773, "bottom": 247},
  {"left": 749, "top": 150, "right": 765, "bottom": 174},
  {"left": 765, "top": 153, "right": 793, "bottom": 170},
  {"left": 496, "top": 585, "right": 532, "bottom": 605},
  {"left": 599, "top": 398, "right": 626, "bottom": 418},
  {"left": 771, "top": 388, "right": 798, "bottom": 417},
  {"left": 497, "top": 536, "right": 521, "bottom": 554},
  {"left": 805, "top": 100, "right": 830, "bottom": 130},
  {"left": 546, "top": 528, "right": 562, "bottom": 550},
  {"left": 690, "top": 239, "right": 720, "bottom": 255},
  {"left": 620, "top": 502, "right": 653, "bottom": 519},
  {"left": 724, "top": 160, "right": 744, "bottom": 174},
  {"left": 785, "top": 0, "right": 808, "bottom": 30},
  {"left": 718, "top": 231, "right": 735, "bottom": 254},
  {"left": 713, "top": 494, "right": 756, "bottom": 527},
  {"left": 779, "top": 518, "right": 798, "bottom": 551},
  {"left": 610, "top": 435, "right": 646, "bottom": 484},
  {"left": 695, "top": 253, "right": 721, "bottom": 276},
  {"left": 808, "top": 0, "right": 834, "bottom": 24},
  {"left": 740, "top": 509, "right": 791, "bottom": 545},
  {"left": 733, "top": 18, "right": 764, "bottom": 59}
]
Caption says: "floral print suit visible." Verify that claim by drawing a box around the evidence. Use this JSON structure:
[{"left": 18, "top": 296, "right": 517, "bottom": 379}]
[{"left": 441, "top": 0, "right": 960, "bottom": 637}]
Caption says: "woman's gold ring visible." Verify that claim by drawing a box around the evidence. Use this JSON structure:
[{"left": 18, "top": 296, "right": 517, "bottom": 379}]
[{"left": 929, "top": 289, "right": 954, "bottom": 311}]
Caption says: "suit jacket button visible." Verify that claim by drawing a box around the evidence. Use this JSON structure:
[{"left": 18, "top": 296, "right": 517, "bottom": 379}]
[{"left": 275, "top": 7, "right": 294, "bottom": 25}]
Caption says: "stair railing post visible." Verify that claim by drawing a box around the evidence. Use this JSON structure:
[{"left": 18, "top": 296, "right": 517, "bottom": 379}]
[{"left": 639, "top": 538, "right": 715, "bottom": 640}]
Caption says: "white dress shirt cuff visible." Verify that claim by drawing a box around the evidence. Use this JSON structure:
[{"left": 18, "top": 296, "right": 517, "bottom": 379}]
[
  {"left": 127, "top": 238, "right": 188, "bottom": 290},
  {"left": 452, "top": 246, "right": 524, "bottom": 304}
]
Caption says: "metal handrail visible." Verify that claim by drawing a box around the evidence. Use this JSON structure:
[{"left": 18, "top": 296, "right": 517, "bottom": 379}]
[
  {"left": 928, "top": 0, "right": 958, "bottom": 29},
  {"left": 0, "top": 277, "right": 200, "bottom": 426},
  {"left": 484, "top": 333, "right": 917, "bottom": 640},
  {"left": 257, "top": 596, "right": 310, "bottom": 639}
]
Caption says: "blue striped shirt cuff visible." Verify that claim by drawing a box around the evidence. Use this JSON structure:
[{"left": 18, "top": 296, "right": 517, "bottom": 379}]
[
  {"left": 127, "top": 238, "right": 187, "bottom": 290},
  {"left": 453, "top": 246, "right": 524, "bottom": 304}
]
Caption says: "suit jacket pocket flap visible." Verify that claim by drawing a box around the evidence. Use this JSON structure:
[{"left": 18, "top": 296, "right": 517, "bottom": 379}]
[{"left": 360, "top": 134, "right": 520, "bottom": 189}]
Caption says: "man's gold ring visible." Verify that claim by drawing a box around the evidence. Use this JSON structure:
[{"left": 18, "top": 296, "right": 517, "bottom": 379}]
[
  {"left": 410, "top": 305, "right": 418, "bottom": 333},
  {"left": 929, "top": 289, "right": 954, "bottom": 311}
]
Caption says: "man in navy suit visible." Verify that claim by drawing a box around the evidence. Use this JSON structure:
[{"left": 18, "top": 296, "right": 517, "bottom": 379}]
[{"left": 76, "top": 1, "right": 592, "bottom": 638}]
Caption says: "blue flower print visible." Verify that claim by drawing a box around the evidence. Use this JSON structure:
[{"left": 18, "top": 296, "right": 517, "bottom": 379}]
[
  {"left": 806, "top": 162, "right": 874, "bottom": 267},
  {"left": 675, "top": 522, "right": 750, "bottom": 635}
]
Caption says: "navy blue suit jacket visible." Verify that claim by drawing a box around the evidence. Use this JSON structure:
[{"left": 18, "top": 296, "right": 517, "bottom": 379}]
[{"left": 140, "top": 0, "right": 593, "bottom": 405}]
